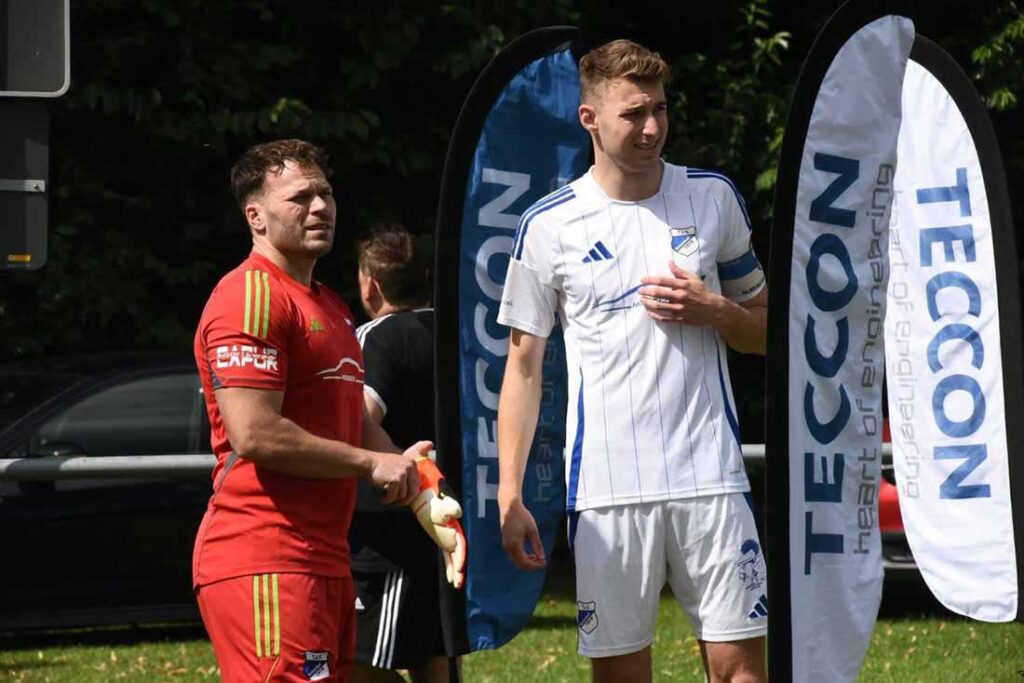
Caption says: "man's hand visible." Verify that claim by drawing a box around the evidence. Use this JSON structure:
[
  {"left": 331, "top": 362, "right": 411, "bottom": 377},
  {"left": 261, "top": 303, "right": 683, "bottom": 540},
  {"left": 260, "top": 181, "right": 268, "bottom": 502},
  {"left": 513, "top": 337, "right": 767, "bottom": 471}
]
[
  {"left": 368, "top": 441, "right": 429, "bottom": 505},
  {"left": 499, "top": 497, "right": 546, "bottom": 570},
  {"left": 640, "top": 261, "right": 724, "bottom": 324},
  {"left": 409, "top": 456, "right": 467, "bottom": 589}
]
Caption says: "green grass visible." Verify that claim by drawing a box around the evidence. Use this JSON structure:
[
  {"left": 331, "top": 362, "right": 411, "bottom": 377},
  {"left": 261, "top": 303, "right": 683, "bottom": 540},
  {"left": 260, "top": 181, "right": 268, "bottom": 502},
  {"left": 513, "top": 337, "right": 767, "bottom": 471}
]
[
  {"left": 0, "top": 634, "right": 218, "bottom": 682},
  {"left": 3, "top": 593, "right": 1023, "bottom": 682}
]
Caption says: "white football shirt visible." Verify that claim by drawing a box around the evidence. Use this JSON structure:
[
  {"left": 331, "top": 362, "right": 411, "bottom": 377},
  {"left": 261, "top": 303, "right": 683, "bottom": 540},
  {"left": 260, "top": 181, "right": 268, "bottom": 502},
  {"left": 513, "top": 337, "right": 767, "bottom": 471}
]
[{"left": 497, "top": 162, "right": 765, "bottom": 511}]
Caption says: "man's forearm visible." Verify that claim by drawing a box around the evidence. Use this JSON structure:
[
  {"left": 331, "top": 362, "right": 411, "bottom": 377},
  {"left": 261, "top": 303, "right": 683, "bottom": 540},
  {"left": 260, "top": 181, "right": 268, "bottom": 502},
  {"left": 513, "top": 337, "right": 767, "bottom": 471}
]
[
  {"left": 233, "top": 413, "right": 376, "bottom": 479},
  {"left": 496, "top": 372, "right": 543, "bottom": 504},
  {"left": 714, "top": 298, "right": 767, "bottom": 355},
  {"left": 362, "top": 411, "right": 400, "bottom": 454}
]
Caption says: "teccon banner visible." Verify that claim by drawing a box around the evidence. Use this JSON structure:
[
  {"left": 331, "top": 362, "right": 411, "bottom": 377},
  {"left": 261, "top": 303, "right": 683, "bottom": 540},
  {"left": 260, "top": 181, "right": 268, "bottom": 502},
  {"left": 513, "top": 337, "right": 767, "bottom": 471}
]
[
  {"left": 434, "top": 27, "right": 590, "bottom": 653},
  {"left": 767, "top": 2, "right": 914, "bottom": 681},
  {"left": 886, "top": 35, "right": 1024, "bottom": 623},
  {"left": 770, "top": 1, "right": 1024, "bottom": 680}
]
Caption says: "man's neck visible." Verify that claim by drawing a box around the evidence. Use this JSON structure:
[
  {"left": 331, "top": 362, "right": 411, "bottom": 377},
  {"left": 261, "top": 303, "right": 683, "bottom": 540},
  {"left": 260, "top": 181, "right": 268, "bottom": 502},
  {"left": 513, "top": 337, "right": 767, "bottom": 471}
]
[
  {"left": 252, "top": 243, "right": 315, "bottom": 286},
  {"left": 370, "top": 301, "right": 427, "bottom": 320},
  {"left": 591, "top": 159, "right": 664, "bottom": 202},
  {"left": 372, "top": 301, "right": 403, "bottom": 319}
]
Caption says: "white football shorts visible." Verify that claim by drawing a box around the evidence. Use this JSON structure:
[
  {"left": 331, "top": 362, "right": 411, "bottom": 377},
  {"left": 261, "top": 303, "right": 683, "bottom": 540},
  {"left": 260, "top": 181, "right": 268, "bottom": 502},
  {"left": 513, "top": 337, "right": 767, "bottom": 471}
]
[{"left": 571, "top": 493, "right": 768, "bottom": 657}]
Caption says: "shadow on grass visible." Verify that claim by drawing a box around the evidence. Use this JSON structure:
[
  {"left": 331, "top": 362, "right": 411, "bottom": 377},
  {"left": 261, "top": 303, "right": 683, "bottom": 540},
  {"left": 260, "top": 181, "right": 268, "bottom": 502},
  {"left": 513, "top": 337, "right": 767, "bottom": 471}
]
[
  {"left": 0, "top": 659, "right": 69, "bottom": 672},
  {"left": 878, "top": 576, "right": 960, "bottom": 620},
  {"left": 0, "top": 622, "right": 208, "bottom": 650},
  {"left": 526, "top": 614, "right": 577, "bottom": 630}
]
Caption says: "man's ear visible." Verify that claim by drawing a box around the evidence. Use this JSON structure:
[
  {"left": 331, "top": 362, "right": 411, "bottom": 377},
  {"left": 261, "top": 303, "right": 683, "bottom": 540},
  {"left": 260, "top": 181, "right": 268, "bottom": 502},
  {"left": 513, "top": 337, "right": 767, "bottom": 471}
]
[
  {"left": 357, "top": 270, "right": 371, "bottom": 298},
  {"left": 579, "top": 102, "right": 598, "bottom": 133},
  {"left": 359, "top": 269, "right": 381, "bottom": 303},
  {"left": 245, "top": 203, "right": 264, "bottom": 234},
  {"left": 368, "top": 276, "right": 384, "bottom": 303}
]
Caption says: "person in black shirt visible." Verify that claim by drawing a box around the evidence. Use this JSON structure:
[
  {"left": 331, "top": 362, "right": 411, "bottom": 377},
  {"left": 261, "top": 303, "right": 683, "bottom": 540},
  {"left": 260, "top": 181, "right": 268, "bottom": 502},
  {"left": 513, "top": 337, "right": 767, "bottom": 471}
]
[{"left": 350, "top": 224, "right": 455, "bottom": 683}]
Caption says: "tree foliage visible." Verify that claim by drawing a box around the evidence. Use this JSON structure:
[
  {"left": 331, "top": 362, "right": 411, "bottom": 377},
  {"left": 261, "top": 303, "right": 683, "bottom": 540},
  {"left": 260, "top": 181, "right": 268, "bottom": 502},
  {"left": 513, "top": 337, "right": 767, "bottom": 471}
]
[{"left": 1, "top": 0, "right": 1020, "bottom": 385}]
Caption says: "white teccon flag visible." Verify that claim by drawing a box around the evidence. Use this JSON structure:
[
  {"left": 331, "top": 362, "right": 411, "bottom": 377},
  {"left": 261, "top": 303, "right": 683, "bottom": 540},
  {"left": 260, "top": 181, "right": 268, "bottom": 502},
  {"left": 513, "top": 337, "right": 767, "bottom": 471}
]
[
  {"left": 885, "top": 35, "right": 1024, "bottom": 623},
  {"left": 767, "top": 2, "right": 914, "bottom": 681}
]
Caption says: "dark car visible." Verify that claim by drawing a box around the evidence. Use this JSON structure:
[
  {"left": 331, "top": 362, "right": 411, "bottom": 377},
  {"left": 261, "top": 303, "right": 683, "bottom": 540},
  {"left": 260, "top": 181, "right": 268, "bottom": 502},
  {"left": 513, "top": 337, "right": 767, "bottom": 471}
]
[
  {"left": 0, "top": 353, "right": 921, "bottom": 631},
  {"left": 878, "top": 425, "right": 924, "bottom": 591},
  {"left": 0, "top": 353, "right": 212, "bottom": 630}
]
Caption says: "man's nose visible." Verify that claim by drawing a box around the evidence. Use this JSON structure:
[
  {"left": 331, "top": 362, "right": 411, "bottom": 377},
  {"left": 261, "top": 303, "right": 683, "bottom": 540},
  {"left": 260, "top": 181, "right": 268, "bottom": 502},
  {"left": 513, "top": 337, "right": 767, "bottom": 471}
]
[
  {"left": 642, "top": 113, "right": 661, "bottom": 136},
  {"left": 310, "top": 194, "right": 331, "bottom": 213}
]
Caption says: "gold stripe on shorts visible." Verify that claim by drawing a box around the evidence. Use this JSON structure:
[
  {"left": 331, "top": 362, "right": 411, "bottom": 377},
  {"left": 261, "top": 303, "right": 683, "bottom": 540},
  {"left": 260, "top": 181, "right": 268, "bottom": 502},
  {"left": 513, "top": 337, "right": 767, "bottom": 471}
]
[{"left": 252, "top": 573, "right": 281, "bottom": 658}]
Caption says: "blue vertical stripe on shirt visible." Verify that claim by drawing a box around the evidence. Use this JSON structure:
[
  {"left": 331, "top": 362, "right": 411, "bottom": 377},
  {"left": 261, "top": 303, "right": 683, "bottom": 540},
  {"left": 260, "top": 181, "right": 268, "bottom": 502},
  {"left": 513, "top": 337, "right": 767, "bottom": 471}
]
[
  {"left": 566, "top": 368, "right": 585, "bottom": 511},
  {"left": 715, "top": 338, "right": 742, "bottom": 446}
]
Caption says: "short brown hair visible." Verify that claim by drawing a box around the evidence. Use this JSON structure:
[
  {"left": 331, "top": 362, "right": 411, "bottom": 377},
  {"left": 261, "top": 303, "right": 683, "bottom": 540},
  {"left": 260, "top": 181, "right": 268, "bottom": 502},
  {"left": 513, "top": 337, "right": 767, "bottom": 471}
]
[
  {"left": 230, "top": 139, "right": 331, "bottom": 208},
  {"left": 579, "top": 39, "right": 671, "bottom": 104},
  {"left": 357, "top": 223, "right": 431, "bottom": 308}
]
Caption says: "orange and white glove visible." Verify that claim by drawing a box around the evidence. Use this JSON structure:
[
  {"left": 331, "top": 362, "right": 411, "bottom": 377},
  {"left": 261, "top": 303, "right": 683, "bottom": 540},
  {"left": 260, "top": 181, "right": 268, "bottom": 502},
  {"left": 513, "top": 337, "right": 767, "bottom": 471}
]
[{"left": 409, "top": 456, "right": 467, "bottom": 589}]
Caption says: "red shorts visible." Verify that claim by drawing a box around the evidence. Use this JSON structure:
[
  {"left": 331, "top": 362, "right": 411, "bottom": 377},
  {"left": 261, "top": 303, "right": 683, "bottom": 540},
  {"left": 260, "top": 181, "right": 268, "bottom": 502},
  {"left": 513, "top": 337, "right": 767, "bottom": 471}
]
[{"left": 197, "top": 573, "right": 355, "bottom": 682}]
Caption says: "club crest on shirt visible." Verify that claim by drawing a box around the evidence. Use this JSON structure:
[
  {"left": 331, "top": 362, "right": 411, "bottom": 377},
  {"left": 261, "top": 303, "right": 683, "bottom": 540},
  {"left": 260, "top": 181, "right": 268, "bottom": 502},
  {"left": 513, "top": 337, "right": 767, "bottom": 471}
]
[
  {"left": 735, "top": 539, "right": 766, "bottom": 592},
  {"left": 670, "top": 225, "right": 699, "bottom": 256},
  {"left": 303, "top": 651, "right": 330, "bottom": 680},
  {"left": 577, "top": 600, "right": 599, "bottom": 634}
]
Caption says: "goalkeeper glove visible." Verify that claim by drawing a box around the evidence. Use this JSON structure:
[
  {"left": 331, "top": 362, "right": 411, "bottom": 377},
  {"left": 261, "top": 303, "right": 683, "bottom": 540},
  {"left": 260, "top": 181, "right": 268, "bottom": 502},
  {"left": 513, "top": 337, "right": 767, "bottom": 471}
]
[{"left": 409, "top": 456, "right": 467, "bottom": 589}]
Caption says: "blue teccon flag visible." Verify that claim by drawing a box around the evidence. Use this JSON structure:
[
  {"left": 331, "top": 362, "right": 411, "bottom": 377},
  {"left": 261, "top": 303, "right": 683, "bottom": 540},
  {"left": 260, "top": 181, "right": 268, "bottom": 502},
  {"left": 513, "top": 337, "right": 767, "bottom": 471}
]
[{"left": 434, "top": 27, "right": 590, "bottom": 653}]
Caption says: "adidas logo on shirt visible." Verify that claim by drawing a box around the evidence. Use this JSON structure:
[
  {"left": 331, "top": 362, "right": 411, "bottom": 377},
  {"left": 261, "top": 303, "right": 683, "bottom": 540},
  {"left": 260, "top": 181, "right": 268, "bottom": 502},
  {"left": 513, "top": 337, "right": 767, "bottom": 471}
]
[{"left": 582, "top": 241, "right": 614, "bottom": 263}]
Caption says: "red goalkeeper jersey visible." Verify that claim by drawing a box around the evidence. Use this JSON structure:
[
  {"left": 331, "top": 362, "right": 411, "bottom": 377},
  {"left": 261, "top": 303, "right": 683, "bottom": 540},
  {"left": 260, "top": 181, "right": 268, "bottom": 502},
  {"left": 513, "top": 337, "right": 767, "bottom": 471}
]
[{"left": 193, "top": 251, "right": 364, "bottom": 586}]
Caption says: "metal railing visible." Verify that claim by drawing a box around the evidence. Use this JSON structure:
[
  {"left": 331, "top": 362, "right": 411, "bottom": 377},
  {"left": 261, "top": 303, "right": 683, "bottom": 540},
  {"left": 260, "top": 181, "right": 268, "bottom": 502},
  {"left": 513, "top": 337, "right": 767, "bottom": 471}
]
[
  {"left": 0, "top": 455, "right": 216, "bottom": 480},
  {"left": 0, "top": 443, "right": 897, "bottom": 481}
]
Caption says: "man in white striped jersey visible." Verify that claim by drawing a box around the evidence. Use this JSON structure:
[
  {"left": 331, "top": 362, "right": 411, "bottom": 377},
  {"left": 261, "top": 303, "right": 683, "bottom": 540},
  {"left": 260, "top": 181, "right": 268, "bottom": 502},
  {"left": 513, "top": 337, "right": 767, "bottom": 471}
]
[{"left": 496, "top": 40, "right": 768, "bottom": 683}]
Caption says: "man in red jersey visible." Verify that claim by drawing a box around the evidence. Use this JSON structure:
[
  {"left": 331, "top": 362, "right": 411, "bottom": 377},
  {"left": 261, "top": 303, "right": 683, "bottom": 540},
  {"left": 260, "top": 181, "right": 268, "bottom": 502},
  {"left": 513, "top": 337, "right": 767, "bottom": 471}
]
[{"left": 193, "top": 139, "right": 427, "bottom": 683}]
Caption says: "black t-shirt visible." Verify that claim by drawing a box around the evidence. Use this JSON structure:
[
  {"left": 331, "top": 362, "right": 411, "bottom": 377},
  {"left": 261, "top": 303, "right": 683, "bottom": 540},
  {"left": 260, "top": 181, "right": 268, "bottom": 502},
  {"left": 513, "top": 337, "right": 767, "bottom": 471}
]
[{"left": 350, "top": 308, "right": 437, "bottom": 572}]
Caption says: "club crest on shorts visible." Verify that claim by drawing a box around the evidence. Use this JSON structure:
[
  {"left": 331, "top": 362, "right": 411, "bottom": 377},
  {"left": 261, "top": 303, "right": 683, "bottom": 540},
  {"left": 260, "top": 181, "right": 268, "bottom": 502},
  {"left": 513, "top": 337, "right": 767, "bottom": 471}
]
[
  {"left": 577, "top": 600, "right": 598, "bottom": 634},
  {"left": 670, "top": 226, "right": 699, "bottom": 256},
  {"left": 303, "top": 651, "right": 330, "bottom": 681},
  {"left": 734, "top": 539, "right": 766, "bottom": 592}
]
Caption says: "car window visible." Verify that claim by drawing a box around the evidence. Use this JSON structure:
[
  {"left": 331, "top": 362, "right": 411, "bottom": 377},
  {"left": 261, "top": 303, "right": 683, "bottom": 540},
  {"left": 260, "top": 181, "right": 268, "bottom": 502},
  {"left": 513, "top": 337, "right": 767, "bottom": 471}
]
[
  {"left": 33, "top": 372, "right": 209, "bottom": 456},
  {"left": 0, "top": 372, "right": 83, "bottom": 427}
]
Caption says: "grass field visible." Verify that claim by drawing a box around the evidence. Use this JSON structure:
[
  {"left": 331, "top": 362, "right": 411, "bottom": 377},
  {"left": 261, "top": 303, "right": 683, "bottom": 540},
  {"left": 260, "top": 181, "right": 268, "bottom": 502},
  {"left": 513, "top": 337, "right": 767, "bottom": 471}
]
[{"left": 2, "top": 588, "right": 1023, "bottom": 682}]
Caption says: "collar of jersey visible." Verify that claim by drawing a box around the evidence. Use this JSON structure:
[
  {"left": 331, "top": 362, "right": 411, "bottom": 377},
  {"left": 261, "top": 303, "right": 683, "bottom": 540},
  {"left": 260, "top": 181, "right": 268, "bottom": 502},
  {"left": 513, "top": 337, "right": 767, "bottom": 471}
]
[
  {"left": 247, "top": 250, "right": 321, "bottom": 295},
  {"left": 582, "top": 160, "right": 671, "bottom": 205}
]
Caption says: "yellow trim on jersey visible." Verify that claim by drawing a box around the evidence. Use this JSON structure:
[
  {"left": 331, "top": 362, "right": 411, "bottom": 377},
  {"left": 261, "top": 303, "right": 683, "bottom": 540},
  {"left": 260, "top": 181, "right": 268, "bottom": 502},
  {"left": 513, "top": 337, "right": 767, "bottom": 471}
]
[
  {"left": 260, "top": 271, "right": 271, "bottom": 338},
  {"left": 252, "top": 573, "right": 281, "bottom": 658},
  {"left": 244, "top": 271, "right": 254, "bottom": 337},
  {"left": 243, "top": 270, "right": 272, "bottom": 339},
  {"left": 252, "top": 272, "right": 263, "bottom": 337}
]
